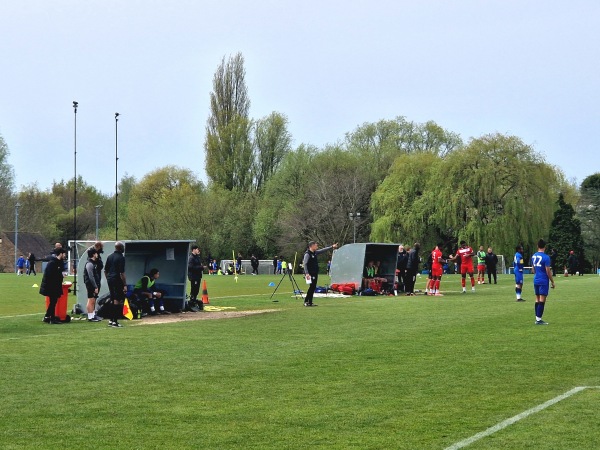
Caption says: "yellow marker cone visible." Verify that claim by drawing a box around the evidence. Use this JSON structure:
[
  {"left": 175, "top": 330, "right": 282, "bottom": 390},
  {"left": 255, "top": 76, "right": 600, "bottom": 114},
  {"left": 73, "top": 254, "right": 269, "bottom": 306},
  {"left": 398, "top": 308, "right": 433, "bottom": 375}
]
[{"left": 32, "top": 284, "right": 39, "bottom": 288}]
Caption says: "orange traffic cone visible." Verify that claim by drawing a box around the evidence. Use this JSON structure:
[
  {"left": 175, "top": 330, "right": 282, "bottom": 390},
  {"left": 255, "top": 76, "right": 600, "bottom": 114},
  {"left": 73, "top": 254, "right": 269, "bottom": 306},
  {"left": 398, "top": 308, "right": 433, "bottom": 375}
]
[{"left": 201, "top": 280, "right": 210, "bottom": 304}]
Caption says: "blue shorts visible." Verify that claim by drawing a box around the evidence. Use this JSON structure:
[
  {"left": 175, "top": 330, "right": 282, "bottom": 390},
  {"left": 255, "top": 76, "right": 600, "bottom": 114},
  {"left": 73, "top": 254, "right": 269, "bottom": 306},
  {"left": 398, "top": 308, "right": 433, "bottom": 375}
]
[
  {"left": 534, "top": 283, "right": 550, "bottom": 297},
  {"left": 514, "top": 272, "right": 523, "bottom": 285}
]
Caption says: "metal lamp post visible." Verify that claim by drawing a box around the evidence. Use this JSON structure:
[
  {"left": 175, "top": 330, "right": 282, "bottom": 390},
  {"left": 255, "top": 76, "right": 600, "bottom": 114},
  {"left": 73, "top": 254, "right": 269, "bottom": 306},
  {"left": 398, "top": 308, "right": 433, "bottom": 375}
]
[
  {"left": 14, "top": 203, "right": 21, "bottom": 272},
  {"left": 73, "top": 101, "right": 79, "bottom": 294},
  {"left": 95, "top": 205, "right": 103, "bottom": 240},
  {"left": 115, "top": 112, "right": 120, "bottom": 240},
  {"left": 349, "top": 212, "right": 361, "bottom": 243}
]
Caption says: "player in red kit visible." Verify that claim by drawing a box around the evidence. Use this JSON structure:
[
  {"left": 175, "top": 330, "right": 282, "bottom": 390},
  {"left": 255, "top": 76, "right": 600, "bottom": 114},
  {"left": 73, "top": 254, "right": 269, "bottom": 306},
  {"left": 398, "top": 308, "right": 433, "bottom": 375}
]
[
  {"left": 430, "top": 243, "right": 445, "bottom": 296},
  {"left": 450, "top": 240, "right": 476, "bottom": 293}
]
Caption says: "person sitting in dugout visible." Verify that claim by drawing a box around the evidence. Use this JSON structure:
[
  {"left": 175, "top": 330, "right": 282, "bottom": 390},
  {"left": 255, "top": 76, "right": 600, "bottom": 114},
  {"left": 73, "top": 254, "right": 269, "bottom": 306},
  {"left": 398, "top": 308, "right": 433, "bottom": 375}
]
[{"left": 133, "top": 268, "right": 170, "bottom": 315}]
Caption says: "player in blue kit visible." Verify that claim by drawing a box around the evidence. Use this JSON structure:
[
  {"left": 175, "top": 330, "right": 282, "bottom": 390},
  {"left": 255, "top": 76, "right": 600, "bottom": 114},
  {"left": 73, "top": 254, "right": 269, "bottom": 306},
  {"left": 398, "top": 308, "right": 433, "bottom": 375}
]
[
  {"left": 513, "top": 245, "right": 525, "bottom": 302},
  {"left": 531, "top": 239, "right": 555, "bottom": 325}
]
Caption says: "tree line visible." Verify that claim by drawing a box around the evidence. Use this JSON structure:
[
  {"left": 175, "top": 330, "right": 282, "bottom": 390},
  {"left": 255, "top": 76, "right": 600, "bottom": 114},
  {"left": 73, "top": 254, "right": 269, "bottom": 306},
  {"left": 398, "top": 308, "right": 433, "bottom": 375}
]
[{"left": 1, "top": 53, "right": 598, "bottom": 272}]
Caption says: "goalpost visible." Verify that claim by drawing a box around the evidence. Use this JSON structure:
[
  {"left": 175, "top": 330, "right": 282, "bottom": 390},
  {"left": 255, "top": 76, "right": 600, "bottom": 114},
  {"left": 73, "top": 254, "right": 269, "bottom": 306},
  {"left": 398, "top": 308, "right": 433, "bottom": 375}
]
[{"left": 496, "top": 255, "right": 507, "bottom": 275}]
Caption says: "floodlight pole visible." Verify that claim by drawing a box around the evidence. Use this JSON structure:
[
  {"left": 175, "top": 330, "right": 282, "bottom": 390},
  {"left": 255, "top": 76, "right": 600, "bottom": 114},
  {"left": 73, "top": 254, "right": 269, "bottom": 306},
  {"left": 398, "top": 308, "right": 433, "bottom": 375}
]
[
  {"left": 73, "top": 101, "right": 78, "bottom": 294},
  {"left": 115, "top": 112, "right": 120, "bottom": 240},
  {"left": 95, "top": 205, "right": 103, "bottom": 240},
  {"left": 14, "top": 203, "right": 21, "bottom": 271},
  {"left": 349, "top": 212, "right": 361, "bottom": 243}
]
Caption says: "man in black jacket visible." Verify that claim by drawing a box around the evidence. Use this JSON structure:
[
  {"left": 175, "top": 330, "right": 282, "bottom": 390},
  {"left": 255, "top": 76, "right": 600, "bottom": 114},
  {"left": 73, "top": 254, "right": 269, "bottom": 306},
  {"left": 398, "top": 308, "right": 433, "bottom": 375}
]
[
  {"left": 485, "top": 247, "right": 498, "bottom": 284},
  {"left": 187, "top": 245, "right": 204, "bottom": 311},
  {"left": 396, "top": 245, "right": 408, "bottom": 293},
  {"left": 302, "top": 241, "right": 338, "bottom": 307},
  {"left": 104, "top": 241, "right": 127, "bottom": 328},
  {"left": 40, "top": 248, "right": 67, "bottom": 324},
  {"left": 404, "top": 243, "right": 421, "bottom": 296}
]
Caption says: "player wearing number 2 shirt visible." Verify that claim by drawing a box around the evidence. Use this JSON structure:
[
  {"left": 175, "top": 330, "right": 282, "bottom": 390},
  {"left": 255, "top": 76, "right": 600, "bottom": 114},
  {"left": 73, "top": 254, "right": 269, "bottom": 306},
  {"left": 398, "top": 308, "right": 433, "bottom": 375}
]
[
  {"left": 531, "top": 239, "right": 555, "bottom": 325},
  {"left": 430, "top": 244, "right": 444, "bottom": 296}
]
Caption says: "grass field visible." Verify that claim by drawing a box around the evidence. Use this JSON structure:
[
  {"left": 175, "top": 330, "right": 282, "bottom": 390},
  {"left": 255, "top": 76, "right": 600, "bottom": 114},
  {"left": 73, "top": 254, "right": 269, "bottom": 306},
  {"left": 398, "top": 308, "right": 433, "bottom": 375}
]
[{"left": 1, "top": 272, "right": 599, "bottom": 449}]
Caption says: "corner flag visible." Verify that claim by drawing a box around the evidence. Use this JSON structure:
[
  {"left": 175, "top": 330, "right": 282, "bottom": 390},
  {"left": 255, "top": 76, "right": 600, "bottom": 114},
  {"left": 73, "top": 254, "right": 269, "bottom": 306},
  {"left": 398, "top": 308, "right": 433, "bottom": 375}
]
[{"left": 123, "top": 299, "right": 134, "bottom": 320}]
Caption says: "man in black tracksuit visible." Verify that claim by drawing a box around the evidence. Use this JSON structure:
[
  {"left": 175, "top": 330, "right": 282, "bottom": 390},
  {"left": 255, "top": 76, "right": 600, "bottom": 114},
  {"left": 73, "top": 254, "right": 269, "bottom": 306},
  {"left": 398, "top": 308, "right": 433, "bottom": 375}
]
[
  {"left": 104, "top": 241, "right": 127, "bottom": 328},
  {"left": 396, "top": 245, "right": 408, "bottom": 293},
  {"left": 302, "top": 241, "right": 338, "bottom": 307},
  {"left": 187, "top": 245, "right": 204, "bottom": 311},
  {"left": 40, "top": 247, "right": 67, "bottom": 324},
  {"left": 485, "top": 247, "right": 498, "bottom": 284},
  {"left": 404, "top": 243, "right": 421, "bottom": 296}
]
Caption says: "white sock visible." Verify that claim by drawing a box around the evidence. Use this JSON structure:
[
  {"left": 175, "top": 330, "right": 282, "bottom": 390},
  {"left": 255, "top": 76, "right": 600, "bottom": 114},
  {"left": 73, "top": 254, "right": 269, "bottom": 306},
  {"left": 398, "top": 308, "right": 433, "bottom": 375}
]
[{"left": 88, "top": 313, "right": 94, "bottom": 319}]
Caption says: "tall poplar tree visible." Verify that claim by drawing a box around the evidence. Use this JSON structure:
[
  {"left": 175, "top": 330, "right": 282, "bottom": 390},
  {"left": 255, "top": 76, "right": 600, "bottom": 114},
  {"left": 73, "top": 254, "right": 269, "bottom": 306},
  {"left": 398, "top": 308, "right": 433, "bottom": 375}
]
[
  {"left": 204, "top": 53, "right": 253, "bottom": 191},
  {"left": 0, "top": 133, "right": 15, "bottom": 231}
]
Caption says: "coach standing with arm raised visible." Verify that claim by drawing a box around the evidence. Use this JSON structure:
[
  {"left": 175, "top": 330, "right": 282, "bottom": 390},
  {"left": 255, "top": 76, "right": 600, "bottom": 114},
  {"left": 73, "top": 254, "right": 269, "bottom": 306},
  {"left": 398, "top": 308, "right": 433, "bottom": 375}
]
[{"left": 303, "top": 241, "right": 338, "bottom": 307}]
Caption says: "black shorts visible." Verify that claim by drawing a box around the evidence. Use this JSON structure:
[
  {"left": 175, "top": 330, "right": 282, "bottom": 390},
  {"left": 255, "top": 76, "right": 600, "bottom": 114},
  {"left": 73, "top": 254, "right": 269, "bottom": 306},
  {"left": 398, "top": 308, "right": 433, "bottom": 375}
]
[
  {"left": 86, "top": 286, "right": 98, "bottom": 299},
  {"left": 108, "top": 280, "right": 125, "bottom": 302}
]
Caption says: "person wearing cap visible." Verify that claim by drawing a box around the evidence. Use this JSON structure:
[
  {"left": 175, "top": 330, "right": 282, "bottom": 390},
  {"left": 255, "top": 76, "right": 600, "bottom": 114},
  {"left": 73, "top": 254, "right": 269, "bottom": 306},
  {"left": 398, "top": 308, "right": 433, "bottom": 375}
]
[
  {"left": 302, "top": 241, "right": 338, "bottom": 307},
  {"left": 83, "top": 249, "right": 102, "bottom": 322},
  {"left": 39, "top": 248, "right": 67, "bottom": 324},
  {"left": 567, "top": 250, "right": 578, "bottom": 276},
  {"left": 104, "top": 241, "right": 127, "bottom": 328}
]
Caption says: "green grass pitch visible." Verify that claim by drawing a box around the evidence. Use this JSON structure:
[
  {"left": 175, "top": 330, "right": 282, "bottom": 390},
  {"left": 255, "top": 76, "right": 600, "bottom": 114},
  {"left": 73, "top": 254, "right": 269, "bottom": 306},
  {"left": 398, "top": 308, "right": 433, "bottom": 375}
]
[{"left": 1, "top": 272, "right": 599, "bottom": 449}]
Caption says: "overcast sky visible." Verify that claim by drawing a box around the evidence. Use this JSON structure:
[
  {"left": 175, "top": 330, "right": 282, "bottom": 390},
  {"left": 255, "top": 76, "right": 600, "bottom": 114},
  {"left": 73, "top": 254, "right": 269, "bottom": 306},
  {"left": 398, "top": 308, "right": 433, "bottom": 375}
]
[{"left": 1, "top": 0, "right": 598, "bottom": 195}]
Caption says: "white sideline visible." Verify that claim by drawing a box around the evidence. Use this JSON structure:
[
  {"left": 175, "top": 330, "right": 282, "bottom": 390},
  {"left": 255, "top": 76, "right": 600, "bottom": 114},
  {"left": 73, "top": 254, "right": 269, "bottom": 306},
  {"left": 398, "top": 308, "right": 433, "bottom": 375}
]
[{"left": 445, "top": 386, "right": 600, "bottom": 449}]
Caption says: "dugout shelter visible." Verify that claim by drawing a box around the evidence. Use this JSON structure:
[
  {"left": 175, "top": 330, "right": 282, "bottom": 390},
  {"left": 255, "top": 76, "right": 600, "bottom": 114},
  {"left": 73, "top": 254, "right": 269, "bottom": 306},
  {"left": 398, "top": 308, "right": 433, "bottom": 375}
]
[
  {"left": 74, "top": 240, "right": 195, "bottom": 312},
  {"left": 330, "top": 243, "right": 400, "bottom": 291}
]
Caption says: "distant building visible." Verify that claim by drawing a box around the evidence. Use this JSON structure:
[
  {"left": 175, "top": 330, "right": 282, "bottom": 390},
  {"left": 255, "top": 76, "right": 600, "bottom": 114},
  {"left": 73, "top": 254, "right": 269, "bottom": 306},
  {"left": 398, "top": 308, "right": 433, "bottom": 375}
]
[{"left": 0, "top": 231, "right": 53, "bottom": 273}]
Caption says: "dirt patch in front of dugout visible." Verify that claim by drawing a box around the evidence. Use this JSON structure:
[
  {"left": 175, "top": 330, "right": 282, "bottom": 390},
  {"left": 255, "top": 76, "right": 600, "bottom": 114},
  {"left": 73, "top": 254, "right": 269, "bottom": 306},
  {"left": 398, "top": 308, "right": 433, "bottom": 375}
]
[{"left": 134, "top": 309, "right": 279, "bottom": 325}]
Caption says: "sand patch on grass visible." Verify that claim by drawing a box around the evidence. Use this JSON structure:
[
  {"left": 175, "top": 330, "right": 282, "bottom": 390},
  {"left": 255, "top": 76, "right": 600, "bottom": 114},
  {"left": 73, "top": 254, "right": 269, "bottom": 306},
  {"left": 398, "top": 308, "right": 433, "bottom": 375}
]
[{"left": 135, "top": 309, "right": 279, "bottom": 325}]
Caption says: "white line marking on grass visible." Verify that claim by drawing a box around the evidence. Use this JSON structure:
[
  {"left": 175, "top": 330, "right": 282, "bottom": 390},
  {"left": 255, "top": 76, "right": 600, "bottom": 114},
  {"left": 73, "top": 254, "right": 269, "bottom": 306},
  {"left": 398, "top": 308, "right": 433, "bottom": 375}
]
[
  {"left": 445, "top": 386, "right": 599, "bottom": 449},
  {"left": 0, "top": 313, "right": 45, "bottom": 320}
]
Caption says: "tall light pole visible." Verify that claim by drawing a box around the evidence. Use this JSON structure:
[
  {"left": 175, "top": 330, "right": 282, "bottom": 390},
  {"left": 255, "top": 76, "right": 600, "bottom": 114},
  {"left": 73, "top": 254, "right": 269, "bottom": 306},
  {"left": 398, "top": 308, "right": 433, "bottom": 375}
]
[
  {"left": 95, "top": 205, "right": 103, "bottom": 240},
  {"left": 115, "top": 112, "right": 120, "bottom": 240},
  {"left": 73, "top": 101, "right": 78, "bottom": 294},
  {"left": 15, "top": 203, "right": 21, "bottom": 272},
  {"left": 349, "top": 212, "right": 361, "bottom": 244}
]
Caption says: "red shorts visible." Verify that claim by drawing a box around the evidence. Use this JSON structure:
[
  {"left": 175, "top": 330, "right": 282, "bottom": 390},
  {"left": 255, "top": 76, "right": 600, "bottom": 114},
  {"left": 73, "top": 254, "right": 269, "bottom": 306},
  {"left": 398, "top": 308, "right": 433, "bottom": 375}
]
[
  {"left": 477, "top": 264, "right": 486, "bottom": 272},
  {"left": 461, "top": 264, "right": 474, "bottom": 275},
  {"left": 432, "top": 267, "right": 443, "bottom": 277}
]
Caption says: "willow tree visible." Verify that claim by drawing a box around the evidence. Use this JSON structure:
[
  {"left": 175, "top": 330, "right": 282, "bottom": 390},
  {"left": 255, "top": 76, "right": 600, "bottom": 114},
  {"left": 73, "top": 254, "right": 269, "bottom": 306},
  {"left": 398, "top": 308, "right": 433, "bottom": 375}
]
[
  {"left": 431, "top": 133, "right": 559, "bottom": 256},
  {"left": 345, "top": 116, "right": 462, "bottom": 181},
  {"left": 370, "top": 151, "right": 443, "bottom": 246},
  {"left": 205, "top": 52, "right": 253, "bottom": 191}
]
